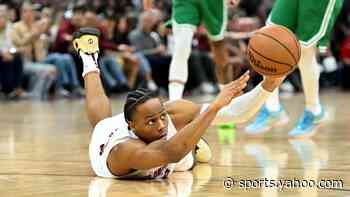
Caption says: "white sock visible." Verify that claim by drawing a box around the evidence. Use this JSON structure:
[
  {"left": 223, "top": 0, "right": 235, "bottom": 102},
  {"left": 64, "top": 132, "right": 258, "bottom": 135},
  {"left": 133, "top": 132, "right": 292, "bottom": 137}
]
[
  {"left": 80, "top": 52, "right": 99, "bottom": 77},
  {"left": 265, "top": 88, "right": 281, "bottom": 112},
  {"left": 169, "top": 82, "right": 185, "bottom": 101},
  {"left": 299, "top": 45, "right": 321, "bottom": 115}
]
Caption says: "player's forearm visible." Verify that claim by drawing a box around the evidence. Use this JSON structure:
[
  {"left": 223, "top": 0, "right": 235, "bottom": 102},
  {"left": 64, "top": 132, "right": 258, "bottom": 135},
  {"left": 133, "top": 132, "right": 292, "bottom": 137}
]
[
  {"left": 163, "top": 104, "right": 220, "bottom": 162},
  {"left": 84, "top": 72, "right": 112, "bottom": 127},
  {"left": 215, "top": 76, "right": 283, "bottom": 123},
  {"left": 217, "top": 83, "right": 272, "bottom": 123}
]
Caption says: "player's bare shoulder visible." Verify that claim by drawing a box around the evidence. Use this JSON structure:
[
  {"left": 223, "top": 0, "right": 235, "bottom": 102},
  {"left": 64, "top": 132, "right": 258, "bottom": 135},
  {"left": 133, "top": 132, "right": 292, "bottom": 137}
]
[{"left": 164, "top": 99, "right": 201, "bottom": 131}]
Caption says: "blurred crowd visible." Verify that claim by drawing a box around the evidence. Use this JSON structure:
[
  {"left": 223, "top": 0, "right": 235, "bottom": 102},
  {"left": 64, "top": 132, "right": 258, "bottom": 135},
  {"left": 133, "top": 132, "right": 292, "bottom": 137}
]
[{"left": 0, "top": 0, "right": 349, "bottom": 101}]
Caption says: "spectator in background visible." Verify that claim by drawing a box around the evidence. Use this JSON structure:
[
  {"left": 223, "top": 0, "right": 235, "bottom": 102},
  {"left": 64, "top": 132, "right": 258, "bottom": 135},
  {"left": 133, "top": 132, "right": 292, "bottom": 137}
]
[
  {"left": 82, "top": 7, "right": 133, "bottom": 91},
  {"left": 52, "top": 4, "right": 85, "bottom": 54},
  {"left": 340, "top": 35, "right": 350, "bottom": 90},
  {"left": 52, "top": 4, "right": 87, "bottom": 88},
  {"left": 10, "top": 2, "right": 57, "bottom": 100},
  {"left": 333, "top": 1, "right": 350, "bottom": 90},
  {"left": 0, "top": 4, "right": 26, "bottom": 100},
  {"left": 39, "top": 6, "right": 84, "bottom": 98},
  {"left": 129, "top": 10, "right": 212, "bottom": 93},
  {"left": 112, "top": 15, "right": 158, "bottom": 91},
  {"left": 129, "top": 11, "right": 171, "bottom": 89}
]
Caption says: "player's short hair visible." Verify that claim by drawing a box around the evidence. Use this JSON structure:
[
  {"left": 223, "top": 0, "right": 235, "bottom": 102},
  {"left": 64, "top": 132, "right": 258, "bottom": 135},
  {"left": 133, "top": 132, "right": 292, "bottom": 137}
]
[{"left": 124, "top": 88, "right": 158, "bottom": 122}]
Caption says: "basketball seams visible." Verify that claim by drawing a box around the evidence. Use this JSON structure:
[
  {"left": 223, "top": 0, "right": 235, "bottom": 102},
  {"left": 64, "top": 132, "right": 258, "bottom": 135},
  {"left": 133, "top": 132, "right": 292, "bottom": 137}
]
[
  {"left": 248, "top": 45, "right": 294, "bottom": 76},
  {"left": 256, "top": 32, "right": 298, "bottom": 65},
  {"left": 248, "top": 45, "right": 294, "bottom": 68}
]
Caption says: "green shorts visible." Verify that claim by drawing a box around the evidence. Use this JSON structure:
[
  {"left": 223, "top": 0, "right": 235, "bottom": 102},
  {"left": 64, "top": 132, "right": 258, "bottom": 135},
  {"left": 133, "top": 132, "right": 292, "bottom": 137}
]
[
  {"left": 267, "top": 0, "right": 343, "bottom": 52},
  {"left": 172, "top": 0, "right": 227, "bottom": 41}
]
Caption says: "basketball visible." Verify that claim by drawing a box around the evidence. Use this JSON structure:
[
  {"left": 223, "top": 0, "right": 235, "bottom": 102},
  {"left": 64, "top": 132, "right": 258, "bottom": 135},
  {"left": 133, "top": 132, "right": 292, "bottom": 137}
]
[{"left": 247, "top": 25, "right": 301, "bottom": 77}]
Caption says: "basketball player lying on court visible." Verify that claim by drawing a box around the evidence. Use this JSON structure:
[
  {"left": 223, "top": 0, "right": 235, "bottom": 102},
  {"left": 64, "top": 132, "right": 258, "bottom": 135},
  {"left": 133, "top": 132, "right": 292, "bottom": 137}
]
[{"left": 73, "top": 28, "right": 286, "bottom": 179}]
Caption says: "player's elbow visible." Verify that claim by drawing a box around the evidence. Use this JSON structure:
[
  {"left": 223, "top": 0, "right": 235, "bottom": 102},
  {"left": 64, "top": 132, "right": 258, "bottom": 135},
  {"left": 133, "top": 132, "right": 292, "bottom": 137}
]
[{"left": 164, "top": 143, "right": 188, "bottom": 163}]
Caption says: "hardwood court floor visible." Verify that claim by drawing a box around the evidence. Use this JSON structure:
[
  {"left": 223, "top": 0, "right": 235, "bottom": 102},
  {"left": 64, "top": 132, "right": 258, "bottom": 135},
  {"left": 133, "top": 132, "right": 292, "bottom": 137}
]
[{"left": 0, "top": 91, "right": 350, "bottom": 196}]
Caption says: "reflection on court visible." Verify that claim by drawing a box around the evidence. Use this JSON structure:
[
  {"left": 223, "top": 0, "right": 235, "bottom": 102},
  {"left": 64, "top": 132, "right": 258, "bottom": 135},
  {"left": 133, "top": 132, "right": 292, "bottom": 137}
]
[{"left": 0, "top": 92, "right": 349, "bottom": 196}]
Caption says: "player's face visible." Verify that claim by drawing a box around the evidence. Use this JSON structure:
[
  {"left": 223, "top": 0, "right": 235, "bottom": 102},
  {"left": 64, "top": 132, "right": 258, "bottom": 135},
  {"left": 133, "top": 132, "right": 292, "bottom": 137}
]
[{"left": 131, "top": 98, "right": 168, "bottom": 143}]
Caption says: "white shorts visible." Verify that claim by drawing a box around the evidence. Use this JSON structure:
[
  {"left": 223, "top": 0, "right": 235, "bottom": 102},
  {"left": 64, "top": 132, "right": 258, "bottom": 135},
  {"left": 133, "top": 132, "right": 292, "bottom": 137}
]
[{"left": 89, "top": 115, "right": 131, "bottom": 178}]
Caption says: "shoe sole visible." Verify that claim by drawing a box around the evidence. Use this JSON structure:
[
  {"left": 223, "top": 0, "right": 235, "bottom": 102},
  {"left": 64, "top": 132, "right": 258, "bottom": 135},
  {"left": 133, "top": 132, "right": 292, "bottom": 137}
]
[
  {"left": 289, "top": 112, "right": 329, "bottom": 139},
  {"left": 289, "top": 125, "right": 320, "bottom": 139}
]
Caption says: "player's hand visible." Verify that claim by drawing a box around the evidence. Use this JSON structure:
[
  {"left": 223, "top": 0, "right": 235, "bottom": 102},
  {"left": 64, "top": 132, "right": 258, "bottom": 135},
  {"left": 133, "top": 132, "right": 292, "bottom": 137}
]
[
  {"left": 261, "top": 76, "right": 286, "bottom": 92},
  {"left": 211, "top": 71, "right": 249, "bottom": 110}
]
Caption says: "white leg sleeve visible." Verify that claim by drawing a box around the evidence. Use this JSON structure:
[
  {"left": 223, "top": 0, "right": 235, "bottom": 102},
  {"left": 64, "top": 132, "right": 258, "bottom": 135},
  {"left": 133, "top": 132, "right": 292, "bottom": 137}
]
[
  {"left": 168, "top": 25, "right": 195, "bottom": 82},
  {"left": 201, "top": 83, "right": 273, "bottom": 123},
  {"left": 265, "top": 88, "right": 281, "bottom": 112},
  {"left": 298, "top": 45, "right": 321, "bottom": 114}
]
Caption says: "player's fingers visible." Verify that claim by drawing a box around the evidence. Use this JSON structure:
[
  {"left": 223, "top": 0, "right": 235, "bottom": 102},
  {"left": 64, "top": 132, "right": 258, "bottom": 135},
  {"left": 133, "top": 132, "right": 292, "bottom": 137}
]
[
  {"left": 230, "top": 81, "right": 247, "bottom": 94},
  {"left": 231, "top": 90, "right": 244, "bottom": 99},
  {"left": 226, "top": 70, "right": 250, "bottom": 88},
  {"left": 238, "top": 70, "right": 250, "bottom": 81}
]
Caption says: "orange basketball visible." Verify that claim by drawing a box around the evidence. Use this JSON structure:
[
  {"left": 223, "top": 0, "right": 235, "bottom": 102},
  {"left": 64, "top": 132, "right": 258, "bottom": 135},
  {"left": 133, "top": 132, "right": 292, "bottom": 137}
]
[{"left": 247, "top": 25, "right": 301, "bottom": 77}]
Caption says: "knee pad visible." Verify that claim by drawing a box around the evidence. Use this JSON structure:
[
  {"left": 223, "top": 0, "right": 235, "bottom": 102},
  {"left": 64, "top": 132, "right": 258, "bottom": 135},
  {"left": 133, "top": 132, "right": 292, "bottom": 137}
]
[{"left": 169, "top": 26, "right": 195, "bottom": 82}]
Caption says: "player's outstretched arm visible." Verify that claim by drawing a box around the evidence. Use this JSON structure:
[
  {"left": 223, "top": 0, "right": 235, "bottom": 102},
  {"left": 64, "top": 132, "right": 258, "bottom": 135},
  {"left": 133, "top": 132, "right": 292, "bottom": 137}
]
[
  {"left": 215, "top": 75, "right": 285, "bottom": 123},
  {"left": 107, "top": 72, "right": 249, "bottom": 174}
]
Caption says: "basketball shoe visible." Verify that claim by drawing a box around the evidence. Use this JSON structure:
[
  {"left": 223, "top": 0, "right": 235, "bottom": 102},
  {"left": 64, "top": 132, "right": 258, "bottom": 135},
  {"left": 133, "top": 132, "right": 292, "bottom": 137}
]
[
  {"left": 288, "top": 107, "right": 327, "bottom": 138},
  {"left": 73, "top": 27, "right": 101, "bottom": 77},
  {"left": 195, "top": 138, "right": 212, "bottom": 163},
  {"left": 245, "top": 105, "right": 289, "bottom": 135},
  {"left": 72, "top": 27, "right": 100, "bottom": 54}
]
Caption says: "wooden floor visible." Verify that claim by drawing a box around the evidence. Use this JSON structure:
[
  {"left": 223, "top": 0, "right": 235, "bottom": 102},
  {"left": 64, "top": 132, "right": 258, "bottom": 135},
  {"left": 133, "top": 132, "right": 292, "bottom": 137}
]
[{"left": 1, "top": 91, "right": 350, "bottom": 196}]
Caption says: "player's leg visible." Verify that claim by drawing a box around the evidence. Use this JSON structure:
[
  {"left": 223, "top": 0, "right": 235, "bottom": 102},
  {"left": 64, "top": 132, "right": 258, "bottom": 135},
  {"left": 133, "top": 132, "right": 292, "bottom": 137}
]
[
  {"left": 72, "top": 28, "right": 112, "bottom": 127},
  {"left": 288, "top": 0, "right": 343, "bottom": 138},
  {"left": 245, "top": 0, "right": 298, "bottom": 134},
  {"left": 168, "top": 0, "right": 200, "bottom": 100},
  {"left": 297, "top": 0, "right": 342, "bottom": 114},
  {"left": 201, "top": 0, "right": 232, "bottom": 88},
  {"left": 287, "top": 44, "right": 323, "bottom": 137}
]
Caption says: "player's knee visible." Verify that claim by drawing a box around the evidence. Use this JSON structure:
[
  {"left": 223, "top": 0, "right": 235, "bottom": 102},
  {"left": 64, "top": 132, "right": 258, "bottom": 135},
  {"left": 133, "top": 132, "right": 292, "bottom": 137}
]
[
  {"left": 173, "top": 41, "right": 192, "bottom": 60},
  {"left": 172, "top": 26, "right": 194, "bottom": 57},
  {"left": 169, "top": 64, "right": 188, "bottom": 82},
  {"left": 299, "top": 45, "right": 319, "bottom": 75}
]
